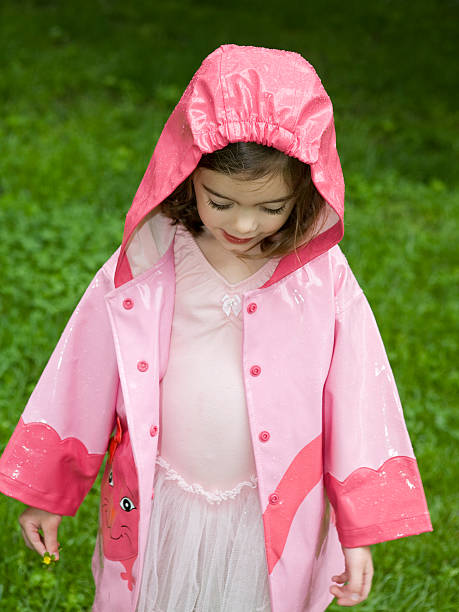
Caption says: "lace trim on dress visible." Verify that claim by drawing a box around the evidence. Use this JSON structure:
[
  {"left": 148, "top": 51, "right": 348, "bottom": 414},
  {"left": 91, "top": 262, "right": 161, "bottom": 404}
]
[
  {"left": 150, "top": 603, "right": 270, "bottom": 612},
  {"left": 156, "top": 455, "right": 258, "bottom": 505},
  {"left": 150, "top": 598, "right": 270, "bottom": 612}
]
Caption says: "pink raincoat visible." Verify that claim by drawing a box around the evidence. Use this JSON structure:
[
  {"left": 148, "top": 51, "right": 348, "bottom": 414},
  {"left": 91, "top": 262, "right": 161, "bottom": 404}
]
[{"left": 0, "top": 45, "right": 432, "bottom": 611}]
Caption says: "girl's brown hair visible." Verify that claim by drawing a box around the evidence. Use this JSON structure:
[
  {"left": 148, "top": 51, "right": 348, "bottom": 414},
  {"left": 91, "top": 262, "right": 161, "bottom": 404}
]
[{"left": 160, "top": 142, "right": 327, "bottom": 259}]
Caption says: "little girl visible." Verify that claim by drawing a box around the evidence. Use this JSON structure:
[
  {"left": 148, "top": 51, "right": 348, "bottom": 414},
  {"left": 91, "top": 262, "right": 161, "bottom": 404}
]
[{"left": 0, "top": 44, "right": 432, "bottom": 612}]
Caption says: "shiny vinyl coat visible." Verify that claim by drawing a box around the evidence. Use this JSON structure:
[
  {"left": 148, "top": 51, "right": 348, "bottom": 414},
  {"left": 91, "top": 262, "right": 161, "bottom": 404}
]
[{"left": 0, "top": 45, "right": 432, "bottom": 612}]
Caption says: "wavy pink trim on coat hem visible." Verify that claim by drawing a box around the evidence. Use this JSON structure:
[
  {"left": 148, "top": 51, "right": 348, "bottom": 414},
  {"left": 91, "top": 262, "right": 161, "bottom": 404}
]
[
  {"left": 324, "top": 456, "right": 433, "bottom": 547},
  {"left": 0, "top": 418, "right": 104, "bottom": 515}
]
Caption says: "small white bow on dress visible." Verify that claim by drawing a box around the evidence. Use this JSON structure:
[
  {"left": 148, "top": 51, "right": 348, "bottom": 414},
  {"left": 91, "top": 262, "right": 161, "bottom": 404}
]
[{"left": 221, "top": 294, "right": 242, "bottom": 317}]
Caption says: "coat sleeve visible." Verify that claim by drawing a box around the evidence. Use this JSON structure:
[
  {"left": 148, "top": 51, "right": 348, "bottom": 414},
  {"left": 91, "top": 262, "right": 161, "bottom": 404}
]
[
  {"left": 0, "top": 262, "right": 119, "bottom": 516},
  {"left": 323, "top": 255, "right": 432, "bottom": 547}
]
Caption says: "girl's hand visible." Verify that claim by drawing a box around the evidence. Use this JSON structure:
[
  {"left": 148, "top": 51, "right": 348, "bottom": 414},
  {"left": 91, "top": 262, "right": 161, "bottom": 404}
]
[
  {"left": 330, "top": 546, "right": 373, "bottom": 606},
  {"left": 18, "top": 506, "right": 62, "bottom": 560}
]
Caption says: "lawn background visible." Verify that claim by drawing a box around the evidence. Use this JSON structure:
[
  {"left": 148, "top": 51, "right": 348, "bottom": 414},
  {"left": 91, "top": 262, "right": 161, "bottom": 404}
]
[{"left": 0, "top": 0, "right": 457, "bottom": 610}]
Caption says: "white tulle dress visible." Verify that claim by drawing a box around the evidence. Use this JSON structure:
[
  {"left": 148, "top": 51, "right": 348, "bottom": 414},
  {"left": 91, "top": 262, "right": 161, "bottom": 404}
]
[{"left": 136, "top": 224, "right": 278, "bottom": 612}]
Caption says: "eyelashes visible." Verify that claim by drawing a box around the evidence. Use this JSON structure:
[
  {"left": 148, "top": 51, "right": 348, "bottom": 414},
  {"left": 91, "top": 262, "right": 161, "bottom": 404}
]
[
  {"left": 207, "top": 199, "right": 287, "bottom": 215},
  {"left": 207, "top": 199, "right": 230, "bottom": 211}
]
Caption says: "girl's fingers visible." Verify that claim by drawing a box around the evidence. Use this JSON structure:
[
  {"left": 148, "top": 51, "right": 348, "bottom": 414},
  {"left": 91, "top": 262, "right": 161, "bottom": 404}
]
[
  {"left": 43, "top": 517, "right": 60, "bottom": 560},
  {"left": 348, "top": 552, "right": 373, "bottom": 603},
  {"left": 360, "top": 557, "right": 374, "bottom": 600},
  {"left": 331, "top": 546, "right": 373, "bottom": 606},
  {"left": 20, "top": 522, "right": 47, "bottom": 556},
  {"left": 332, "top": 572, "right": 348, "bottom": 584},
  {"left": 330, "top": 570, "right": 358, "bottom": 606},
  {"left": 19, "top": 526, "right": 34, "bottom": 551},
  {"left": 330, "top": 584, "right": 362, "bottom": 606},
  {"left": 345, "top": 559, "right": 367, "bottom": 601},
  {"left": 18, "top": 508, "right": 62, "bottom": 559}
]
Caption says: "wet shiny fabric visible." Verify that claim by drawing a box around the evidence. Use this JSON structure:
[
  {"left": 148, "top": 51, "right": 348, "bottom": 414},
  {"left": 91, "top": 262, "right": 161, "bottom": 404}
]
[
  {"left": 0, "top": 45, "right": 433, "bottom": 612},
  {"left": 136, "top": 456, "right": 271, "bottom": 612}
]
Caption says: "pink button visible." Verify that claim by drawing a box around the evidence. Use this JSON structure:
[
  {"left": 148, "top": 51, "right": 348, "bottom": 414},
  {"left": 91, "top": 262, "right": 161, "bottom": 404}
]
[
  {"left": 259, "top": 430, "right": 270, "bottom": 442},
  {"left": 137, "top": 360, "right": 149, "bottom": 372},
  {"left": 123, "top": 298, "right": 134, "bottom": 310},
  {"left": 247, "top": 302, "right": 257, "bottom": 314},
  {"left": 149, "top": 425, "right": 158, "bottom": 437},
  {"left": 250, "top": 365, "right": 261, "bottom": 377},
  {"left": 269, "top": 493, "right": 280, "bottom": 505}
]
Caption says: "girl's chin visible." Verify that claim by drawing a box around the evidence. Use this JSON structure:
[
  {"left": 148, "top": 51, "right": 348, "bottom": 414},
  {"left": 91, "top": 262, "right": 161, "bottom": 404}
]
[{"left": 228, "top": 242, "right": 265, "bottom": 258}]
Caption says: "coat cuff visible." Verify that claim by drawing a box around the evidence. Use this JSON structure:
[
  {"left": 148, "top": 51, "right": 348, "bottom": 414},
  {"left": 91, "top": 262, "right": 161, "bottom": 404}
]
[
  {"left": 336, "top": 513, "right": 433, "bottom": 547},
  {"left": 325, "top": 456, "right": 433, "bottom": 547},
  {"left": 0, "top": 418, "right": 105, "bottom": 515}
]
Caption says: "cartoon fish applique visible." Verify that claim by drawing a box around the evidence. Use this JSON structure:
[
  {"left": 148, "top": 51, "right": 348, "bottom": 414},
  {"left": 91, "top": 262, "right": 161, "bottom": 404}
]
[{"left": 101, "top": 417, "right": 139, "bottom": 591}]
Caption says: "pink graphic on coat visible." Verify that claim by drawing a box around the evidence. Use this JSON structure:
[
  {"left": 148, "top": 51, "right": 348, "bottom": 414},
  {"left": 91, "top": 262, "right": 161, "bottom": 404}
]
[
  {"left": 101, "top": 417, "right": 139, "bottom": 591},
  {"left": 263, "top": 434, "right": 323, "bottom": 573}
]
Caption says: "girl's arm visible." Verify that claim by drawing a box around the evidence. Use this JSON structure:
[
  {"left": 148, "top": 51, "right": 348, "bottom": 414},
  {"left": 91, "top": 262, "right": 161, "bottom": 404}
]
[
  {"left": 0, "top": 255, "right": 120, "bottom": 516},
  {"left": 330, "top": 546, "right": 373, "bottom": 607},
  {"left": 323, "top": 254, "right": 432, "bottom": 547},
  {"left": 19, "top": 506, "right": 62, "bottom": 560},
  {"left": 323, "top": 252, "right": 431, "bottom": 605}
]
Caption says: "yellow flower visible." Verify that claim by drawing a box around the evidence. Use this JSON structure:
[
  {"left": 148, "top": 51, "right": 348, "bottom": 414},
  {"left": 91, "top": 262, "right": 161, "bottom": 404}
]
[{"left": 42, "top": 552, "right": 56, "bottom": 566}]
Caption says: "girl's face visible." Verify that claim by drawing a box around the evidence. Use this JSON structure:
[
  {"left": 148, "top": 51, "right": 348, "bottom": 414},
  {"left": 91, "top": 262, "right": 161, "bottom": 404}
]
[{"left": 192, "top": 168, "right": 295, "bottom": 254}]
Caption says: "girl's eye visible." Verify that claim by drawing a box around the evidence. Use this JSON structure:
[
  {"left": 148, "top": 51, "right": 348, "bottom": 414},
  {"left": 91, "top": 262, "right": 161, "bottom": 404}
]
[
  {"left": 108, "top": 470, "right": 114, "bottom": 487},
  {"left": 207, "top": 199, "right": 231, "bottom": 211},
  {"left": 120, "top": 496, "right": 136, "bottom": 512},
  {"left": 208, "top": 199, "right": 287, "bottom": 215},
  {"left": 262, "top": 205, "right": 287, "bottom": 215}
]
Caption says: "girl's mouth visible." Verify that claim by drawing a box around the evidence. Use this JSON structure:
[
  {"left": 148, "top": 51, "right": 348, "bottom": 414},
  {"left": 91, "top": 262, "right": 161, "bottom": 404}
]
[{"left": 222, "top": 230, "right": 255, "bottom": 244}]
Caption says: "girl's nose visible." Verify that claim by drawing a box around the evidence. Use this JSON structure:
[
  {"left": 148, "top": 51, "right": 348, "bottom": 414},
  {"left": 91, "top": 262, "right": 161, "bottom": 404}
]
[{"left": 232, "top": 210, "right": 258, "bottom": 235}]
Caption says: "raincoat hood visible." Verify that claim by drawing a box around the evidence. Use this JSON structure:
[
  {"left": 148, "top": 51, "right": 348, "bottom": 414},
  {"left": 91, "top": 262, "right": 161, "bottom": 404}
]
[{"left": 115, "top": 44, "right": 344, "bottom": 288}]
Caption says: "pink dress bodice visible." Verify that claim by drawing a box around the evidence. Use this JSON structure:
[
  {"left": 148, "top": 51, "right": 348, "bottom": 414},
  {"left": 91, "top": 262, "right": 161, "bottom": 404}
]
[{"left": 158, "top": 224, "right": 279, "bottom": 490}]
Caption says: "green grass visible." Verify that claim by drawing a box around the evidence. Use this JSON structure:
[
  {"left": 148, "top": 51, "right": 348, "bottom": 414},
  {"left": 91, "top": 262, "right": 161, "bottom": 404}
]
[{"left": 0, "top": 0, "right": 457, "bottom": 610}]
